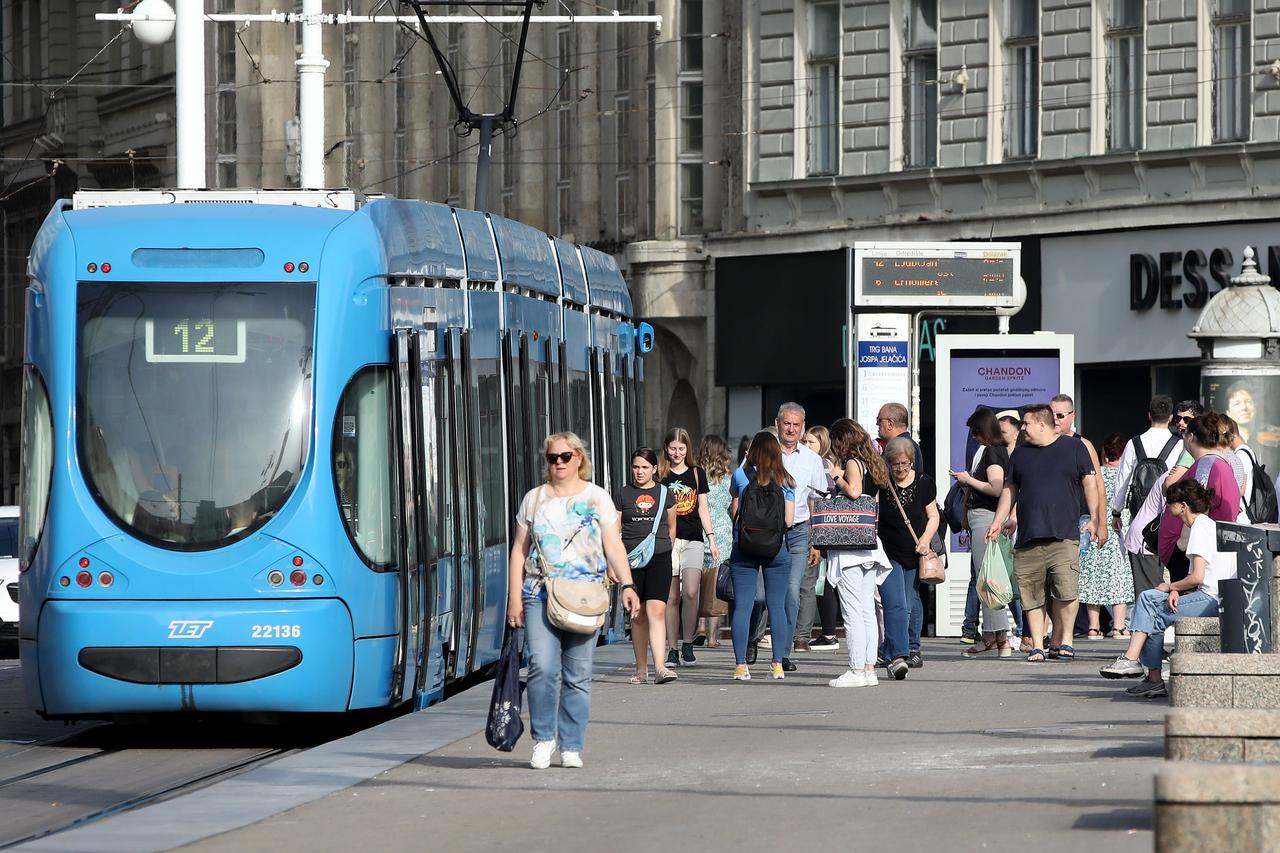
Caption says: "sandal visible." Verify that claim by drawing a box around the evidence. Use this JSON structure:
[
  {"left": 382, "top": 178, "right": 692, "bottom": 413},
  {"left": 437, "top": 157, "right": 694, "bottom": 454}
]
[
  {"left": 1056, "top": 644, "right": 1076, "bottom": 660},
  {"left": 629, "top": 673, "right": 649, "bottom": 685},
  {"left": 962, "top": 637, "right": 1000, "bottom": 657},
  {"left": 654, "top": 669, "right": 679, "bottom": 684},
  {"left": 1114, "top": 629, "right": 1131, "bottom": 639},
  {"left": 1086, "top": 628, "right": 1104, "bottom": 640},
  {"left": 1026, "top": 648, "right": 1047, "bottom": 663},
  {"left": 706, "top": 641, "right": 722, "bottom": 649}
]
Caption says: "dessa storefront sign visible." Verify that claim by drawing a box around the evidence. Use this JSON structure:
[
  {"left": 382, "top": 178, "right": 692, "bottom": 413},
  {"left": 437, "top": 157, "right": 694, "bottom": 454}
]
[{"left": 1129, "top": 247, "right": 1240, "bottom": 311}]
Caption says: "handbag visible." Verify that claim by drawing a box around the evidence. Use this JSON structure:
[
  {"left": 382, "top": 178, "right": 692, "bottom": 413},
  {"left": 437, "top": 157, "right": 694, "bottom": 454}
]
[
  {"left": 485, "top": 626, "right": 525, "bottom": 752},
  {"left": 699, "top": 563, "right": 728, "bottom": 617},
  {"left": 888, "top": 479, "right": 946, "bottom": 585},
  {"left": 626, "top": 485, "right": 667, "bottom": 569},
  {"left": 810, "top": 460, "right": 878, "bottom": 551},
  {"left": 528, "top": 486, "right": 611, "bottom": 635}
]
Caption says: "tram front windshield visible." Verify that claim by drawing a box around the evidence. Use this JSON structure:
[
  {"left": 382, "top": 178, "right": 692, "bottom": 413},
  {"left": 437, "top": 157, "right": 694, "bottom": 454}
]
[{"left": 77, "top": 281, "right": 315, "bottom": 550}]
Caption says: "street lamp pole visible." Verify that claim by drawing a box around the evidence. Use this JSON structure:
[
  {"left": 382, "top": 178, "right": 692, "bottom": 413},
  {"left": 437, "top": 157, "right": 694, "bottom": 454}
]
[{"left": 175, "top": 0, "right": 206, "bottom": 188}]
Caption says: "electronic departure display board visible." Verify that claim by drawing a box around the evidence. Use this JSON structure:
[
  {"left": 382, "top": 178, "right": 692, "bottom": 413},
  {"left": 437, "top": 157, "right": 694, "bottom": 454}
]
[{"left": 850, "top": 242, "right": 1021, "bottom": 308}]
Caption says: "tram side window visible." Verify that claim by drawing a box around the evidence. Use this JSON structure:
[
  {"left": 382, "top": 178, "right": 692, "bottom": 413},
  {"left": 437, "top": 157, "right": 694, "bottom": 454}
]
[
  {"left": 569, "top": 368, "right": 591, "bottom": 446},
  {"left": 475, "top": 358, "right": 505, "bottom": 548},
  {"left": 333, "top": 367, "right": 400, "bottom": 569},
  {"left": 608, "top": 372, "right": 627, "bottom": 492},
  {"left": 18, "top": 366, "right": 53, "bottom": 570}
]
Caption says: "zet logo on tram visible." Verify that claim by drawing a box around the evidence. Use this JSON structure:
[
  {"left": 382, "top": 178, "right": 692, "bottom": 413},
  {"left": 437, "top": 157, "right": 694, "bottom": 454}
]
[{"left": 167, "top": 620, "right": 215, "bottom": 640}]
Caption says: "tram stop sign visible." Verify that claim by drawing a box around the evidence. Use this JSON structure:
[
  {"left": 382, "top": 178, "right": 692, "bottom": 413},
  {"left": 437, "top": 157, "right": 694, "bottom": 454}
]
[{"left": 850, "top": 242, "right": 1021, "bottom": 309}]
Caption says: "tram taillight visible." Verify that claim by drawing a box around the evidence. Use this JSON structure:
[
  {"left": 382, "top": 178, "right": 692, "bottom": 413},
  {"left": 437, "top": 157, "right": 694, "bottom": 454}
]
[
  {"left": 289, "top": 569, "right": 307, "bottom": 587},
  {"left": 75, "top": 571, "right": 92, "bottom": 588}
]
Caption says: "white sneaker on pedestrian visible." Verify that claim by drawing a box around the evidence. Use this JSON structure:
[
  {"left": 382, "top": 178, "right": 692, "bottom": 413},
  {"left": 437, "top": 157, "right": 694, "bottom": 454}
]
[
  {"left": 530, "top": 740, "right": 556, "bottom": 770},
  {"left": 863, "top": 670, "right": 878, "bottom": 687},
  {"left": 1099, "top": 655, "right": 1145, "bottom": 679},
  {"left": 829, "top": 669, "right": 867, "bottom": 688},
  {"left": 560, "top": 751, "right": 583, "bottom": 768}
]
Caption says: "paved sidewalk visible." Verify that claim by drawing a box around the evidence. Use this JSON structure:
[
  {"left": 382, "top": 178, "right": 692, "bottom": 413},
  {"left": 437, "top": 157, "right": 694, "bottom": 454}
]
[{"left": 177, "top": 637, "right": 1164, "bottom": 853}]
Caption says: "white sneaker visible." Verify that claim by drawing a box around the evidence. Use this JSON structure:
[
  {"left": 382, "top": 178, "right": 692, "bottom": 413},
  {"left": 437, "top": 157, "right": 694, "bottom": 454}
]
[
  {"left": 560, "top": 751, "right": 583, "bottom": 768},
  {"left": 530, "top": 740, "right": 556, "bottom": 770},
  {"left": 829, "top": 669, "right": 867, "bottom": 688},
  {"left": 863, "top": 670, "right": 878, "bottom": 687}
]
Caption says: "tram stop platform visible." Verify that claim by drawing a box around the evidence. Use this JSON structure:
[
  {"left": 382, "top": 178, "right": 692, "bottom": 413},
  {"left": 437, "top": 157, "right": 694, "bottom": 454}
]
[{"left": 16, "top": 638, "right": 1165, "bottom": 853}]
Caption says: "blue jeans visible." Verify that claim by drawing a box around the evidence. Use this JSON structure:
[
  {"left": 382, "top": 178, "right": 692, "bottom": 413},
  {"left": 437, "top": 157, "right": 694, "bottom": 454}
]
[
  {"left": 783, "top": 523, "right": 811, "bottom": 649},
  {"left": 1130, "top": 588, "right": 1219, "bottom": 672},
  {"left": 523, "top": 591, "right": 599, "bottom": 752},
  {"left": 901, "top": 562, "right": 923, "bottom": 653},
  {"left": 730, "top": 542, "right": 792, "bottom": 665},
  {"left": 877, "top": 559, "right": 910, "bottom": 661}
]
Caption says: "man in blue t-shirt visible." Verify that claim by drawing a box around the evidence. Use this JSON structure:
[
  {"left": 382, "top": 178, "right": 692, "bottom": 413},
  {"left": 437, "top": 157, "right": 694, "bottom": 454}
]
[{"left": 987, "top": 403, "right": 1101, "bottom": 662}]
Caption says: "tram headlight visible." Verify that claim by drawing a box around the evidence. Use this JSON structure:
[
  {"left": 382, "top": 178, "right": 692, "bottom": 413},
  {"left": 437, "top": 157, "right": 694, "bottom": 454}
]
[{"left": 268, "top": 570, "right": 284, "bottom": 587}]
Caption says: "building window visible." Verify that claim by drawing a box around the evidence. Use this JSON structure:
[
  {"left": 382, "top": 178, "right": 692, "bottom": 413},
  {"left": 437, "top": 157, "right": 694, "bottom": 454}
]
[
  {"left": 213, "top": 1, "right": 237, "bottom": 187},
  {"left": 393, "top": 26, "right": 409, "bottom": 198},
  {"left": 904, "top": 0, "right": 938, "bottom": 168},
  {"left": 344, "top": 25, "right": 358, "bottom": 184},
  {"left": 1106, "top": 0, "right": 1143, "bottom": 151},
  {"left": 1213, "top": 0, "right": 1250, "bottom": 142},
  {"left": 806, "top": 2, "right": 840, "bottom": 175},
  {"left": 615, "top": 94, "right": 634, "bottom": 236},
  {"left": 680, "top": 163, "right": 703, "bottom": 234},
  {"left": 680, "top": 82, "right": 703, "bottom": 154},
  {"left": 1004, "top": 0, "right": 1039, "bottom": 159},
  {"left": 646, "top": 0, "right": 657, "bottom": 237},
  {"left": 446, "top": 24, "right": 462, "bottom": 205},
  {"left": 556, "top": 26, "right": 573, "bottom": 234},
  {"left": 501, "top": 26, "right": 517, "bottom": 217},
  {"left": 681, "top": 0, "right": 703, "bottom": 71}
]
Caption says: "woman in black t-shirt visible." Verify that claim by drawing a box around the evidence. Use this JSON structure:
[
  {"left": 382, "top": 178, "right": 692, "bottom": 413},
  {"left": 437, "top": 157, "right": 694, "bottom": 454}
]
[
  {"left": 659, "top": 427, "right": 720, "bottom": 668},
  {"left": 878, "top": 436, "right": 940, "bottom": 667},
  {"left": 950, "top": 407, "right": 1013, "bottom": 656},
  {"left": 615, "top": 447, "right": 679, "bottom": 684}
]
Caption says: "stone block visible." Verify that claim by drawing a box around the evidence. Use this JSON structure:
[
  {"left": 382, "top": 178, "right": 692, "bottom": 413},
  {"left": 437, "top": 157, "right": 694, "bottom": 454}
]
[
  {"left": 1166, "top": 735, "right": 1245, "bottom": 762},
  {"left": 1171, "top": 653, "right": 1280, "bottom": 676},
  {"left": 1175, "top": 617, "right": 1221, "bottom": 653},
  {"left": 1157, "top": 761, "right": 1280, "bottom": 802},
  {"left": 1235, "top": 677, "right": 1280, "bottom": 709},
  {"left": 1246, "top": 739, "right": 1280, "bottom": 762},
  {"left": 1169, "top": 674, "right": 1233, "bottom": 708},
  {"left": 1166, "top": 708, "right": 1280, "bottom": 738},
  {"left": 1156, "top": 804, "right": 1266, "bottom": 853}
]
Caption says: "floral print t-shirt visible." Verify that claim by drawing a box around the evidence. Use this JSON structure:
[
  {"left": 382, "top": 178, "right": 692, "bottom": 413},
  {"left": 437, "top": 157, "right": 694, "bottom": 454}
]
[{"left": 517, "top": 483, "right": 615, "bottom": 595}]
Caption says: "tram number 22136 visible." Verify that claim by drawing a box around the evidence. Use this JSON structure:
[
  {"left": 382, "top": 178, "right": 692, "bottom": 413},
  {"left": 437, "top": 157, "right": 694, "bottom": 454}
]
[{"left": 251, "top": 624, "right": 302, "bottom": 639}]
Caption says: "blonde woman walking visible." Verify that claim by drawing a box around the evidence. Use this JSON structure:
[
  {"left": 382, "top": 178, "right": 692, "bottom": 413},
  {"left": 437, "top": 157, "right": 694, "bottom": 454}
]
[
  {"left": 696, "top": 434, "right": 735, "bottom": 648},
  {"left": 660, "top": 427, "right": 720, "bottom": 667}
]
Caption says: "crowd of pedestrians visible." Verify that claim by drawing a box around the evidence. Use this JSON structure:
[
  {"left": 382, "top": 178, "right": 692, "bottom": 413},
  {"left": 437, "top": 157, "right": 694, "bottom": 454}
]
[{"left": 505, "top": 392, "right": 1261, "bottom": 768}]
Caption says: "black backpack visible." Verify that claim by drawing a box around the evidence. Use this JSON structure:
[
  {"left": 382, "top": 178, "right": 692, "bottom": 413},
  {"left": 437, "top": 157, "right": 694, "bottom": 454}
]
[
  {"left": 736, "top": 473, "right": 786, "bottom": 562},
  {"left": 1239, "top": 447, "right": 1279, "bottom": 524},
  {"left": 1126, "top": 435, "right": 1181, "bottom": 517}
]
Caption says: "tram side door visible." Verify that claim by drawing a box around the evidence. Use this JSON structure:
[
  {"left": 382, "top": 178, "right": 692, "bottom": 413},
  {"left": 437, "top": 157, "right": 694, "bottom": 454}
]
[
  {"left": 390, "top": 329, "right": 428, "bottom": 706},
  {"left": 442, "top": 327, "right": 479, "bottom": 679}
]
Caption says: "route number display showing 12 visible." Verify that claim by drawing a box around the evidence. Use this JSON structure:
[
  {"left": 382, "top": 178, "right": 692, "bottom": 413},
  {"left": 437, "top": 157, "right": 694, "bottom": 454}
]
[{"left": 144, "top": 318, "right": 248, "bottom": 363}]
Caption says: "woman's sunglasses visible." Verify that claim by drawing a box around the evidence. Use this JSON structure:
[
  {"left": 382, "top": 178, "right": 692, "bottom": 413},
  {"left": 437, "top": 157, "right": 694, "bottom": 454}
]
[{"left": 546, "top": 451, "right": 576, "bottom": 465}]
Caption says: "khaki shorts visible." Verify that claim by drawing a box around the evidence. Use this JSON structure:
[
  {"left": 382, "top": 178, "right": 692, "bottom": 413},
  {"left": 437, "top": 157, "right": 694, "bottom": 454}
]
[
  {"left": 1013, "top": 539, "right": 1080, "bottom": 610},
  {"left": 672, "top": 538, "right": 705, "bottom": 572}
]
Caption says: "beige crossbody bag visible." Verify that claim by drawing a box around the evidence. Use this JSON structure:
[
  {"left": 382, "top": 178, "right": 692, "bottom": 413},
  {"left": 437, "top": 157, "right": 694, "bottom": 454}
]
[
  {"left": 528, "top": 486, "right": 611, "bottom": 634},
  {"left": 888, "top": 481, "right": 946, "bottom": 584}
]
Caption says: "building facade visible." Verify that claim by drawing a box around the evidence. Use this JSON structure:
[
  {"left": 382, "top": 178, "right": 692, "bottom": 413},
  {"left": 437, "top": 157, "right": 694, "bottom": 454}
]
[{"left": 714, "top": 0, "right": 1280, "bottom": 449}]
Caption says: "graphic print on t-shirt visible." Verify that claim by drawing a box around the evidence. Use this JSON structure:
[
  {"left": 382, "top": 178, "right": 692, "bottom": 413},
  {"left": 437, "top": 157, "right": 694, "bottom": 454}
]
[
  {"left": 671, "top": 482, "right": 697, "bottom": 516},
  {"left": 635, "top": 493, "right": 656, "bottom": 514}
]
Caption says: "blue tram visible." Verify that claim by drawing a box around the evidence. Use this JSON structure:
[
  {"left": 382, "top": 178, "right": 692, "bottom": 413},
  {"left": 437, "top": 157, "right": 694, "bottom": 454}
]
[{"left": 15, "top": 190, "right": 649, "bottom": 718}]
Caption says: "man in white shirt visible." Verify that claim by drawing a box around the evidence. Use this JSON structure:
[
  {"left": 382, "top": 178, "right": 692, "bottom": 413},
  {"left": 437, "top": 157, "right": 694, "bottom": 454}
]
[
  {"left": 776, "top": 402, "right": 830, "bottom": 663},
  {"left": 1224, "top": 417, "right": 1257, "bottom": 522},
  {"left": 1110, "top": 395, "right": 1184, "bottom": 598}
]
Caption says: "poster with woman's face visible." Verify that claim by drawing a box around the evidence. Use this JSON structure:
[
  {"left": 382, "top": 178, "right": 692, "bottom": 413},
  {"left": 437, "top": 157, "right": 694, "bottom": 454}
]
[{"left": 1203, "top": 373, "right": 1280, "bottom": 477}]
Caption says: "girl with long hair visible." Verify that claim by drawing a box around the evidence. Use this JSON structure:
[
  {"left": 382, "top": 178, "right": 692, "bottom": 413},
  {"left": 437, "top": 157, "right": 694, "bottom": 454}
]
[
  {"left": 727, "top": 431, "right": 796, "bottom": 680},
  {"left": 695, "top": 434, "right": 734, "bottom": 648},
  {"left": 826, "top": 419, "right": 895, "bottom": 688},
  {"left": 954, "top": 407, "right": 1013, "bottom": 658},
  {"left": 659, "top": 427, "right": 720, "bottom": 668},
  {"left": 802, "top": 426, "right": 843, "bottom": 651}
]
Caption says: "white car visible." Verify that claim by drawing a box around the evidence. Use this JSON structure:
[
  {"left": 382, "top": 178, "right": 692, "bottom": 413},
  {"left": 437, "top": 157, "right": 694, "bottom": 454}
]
[{"left": 0, "top": 506, "right": 17, "bottom": 637}]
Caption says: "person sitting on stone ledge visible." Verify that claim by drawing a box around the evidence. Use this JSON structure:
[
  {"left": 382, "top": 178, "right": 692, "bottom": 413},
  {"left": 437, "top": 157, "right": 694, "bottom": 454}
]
[{"left": 1098, "top": 478, "right": 1236, "bottom": 699}]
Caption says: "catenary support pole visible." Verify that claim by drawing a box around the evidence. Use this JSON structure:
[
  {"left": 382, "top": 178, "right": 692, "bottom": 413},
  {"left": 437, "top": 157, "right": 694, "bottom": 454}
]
[
  {"left": 176, "top": 0, "right": 206, "bottom": 188},
  {"left": 297, "top": 0, "right": 329, "bottom": 188},
  {"left": 473, "top": 116, "right": 494, "bottom": 212}
]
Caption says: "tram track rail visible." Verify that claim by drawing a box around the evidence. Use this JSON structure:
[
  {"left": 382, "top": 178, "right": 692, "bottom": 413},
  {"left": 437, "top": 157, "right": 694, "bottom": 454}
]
[
  {"left": 0, "top": 742, "right": 296, "bottom": 845},
  {"left": 0, "top": 739, "right": 300, "bottom": 849}
]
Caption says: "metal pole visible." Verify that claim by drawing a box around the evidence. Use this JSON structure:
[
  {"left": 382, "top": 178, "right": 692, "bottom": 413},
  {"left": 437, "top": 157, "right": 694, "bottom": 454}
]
[
  {"left": 473, "top": 116, "right": 494, "bottom": 212},
  {"left": 297, "top": 0, "right": 329, "bottom": 188},
  {"left": 176, "top": 0, "right": 206, "bottom": 188}
]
